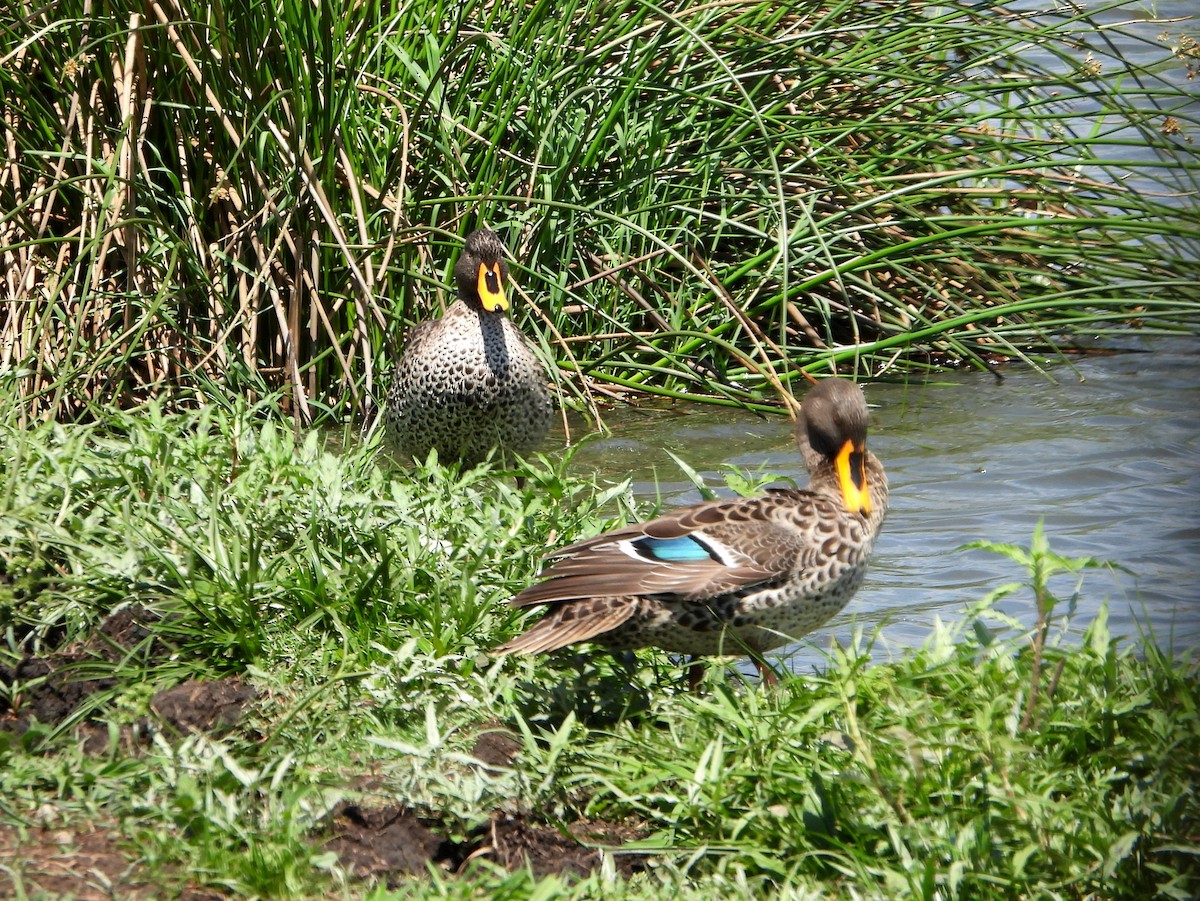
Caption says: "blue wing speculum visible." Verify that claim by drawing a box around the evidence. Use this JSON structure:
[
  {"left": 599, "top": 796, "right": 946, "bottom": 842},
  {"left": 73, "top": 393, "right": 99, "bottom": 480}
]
[{"left": 629, "top": 535, "right": 717, "bottom": 563}]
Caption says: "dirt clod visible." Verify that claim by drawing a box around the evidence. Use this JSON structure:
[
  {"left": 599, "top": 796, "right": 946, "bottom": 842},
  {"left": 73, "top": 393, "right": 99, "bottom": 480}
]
[
  {"left": 150, "top": 678, "right": 256, "bottom": 736},
  {"left": 488, "top": 816, "right": 647, "bottom": 880},
  {"left": 488, "top": 815, "right": 602, "bottom": 879},
  {"left": 0, "top": 605, "right": 165, "bottom": 735},
  {"left": 325, "top": 804, "right": 450, "bottom": 884},
  {"left": 322, "top": 803, "right": 647, "bottom": 886},
  {"left": 0, "top": 655, "right": 115, "bottom": 732},
  {"left": 470, "top": 726, "right": 521, "bottom": 769}
]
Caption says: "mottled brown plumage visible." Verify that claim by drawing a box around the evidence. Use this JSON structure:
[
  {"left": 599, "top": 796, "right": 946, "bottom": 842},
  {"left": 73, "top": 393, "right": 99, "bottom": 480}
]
[
  {"left": 496, "top": 377, "right": 888, "bottom": 684},
  {"left": 385, "top": 229, "right": 553, "bottom": 467}
]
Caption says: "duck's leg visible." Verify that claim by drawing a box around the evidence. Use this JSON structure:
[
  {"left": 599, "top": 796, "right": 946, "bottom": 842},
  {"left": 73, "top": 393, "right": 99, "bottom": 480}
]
[
  {"left": 752, "top": 653, "right": 779, "bottom": 687},
  {"left": 687, "top": 658, "right": 705, "bottom": 691}
]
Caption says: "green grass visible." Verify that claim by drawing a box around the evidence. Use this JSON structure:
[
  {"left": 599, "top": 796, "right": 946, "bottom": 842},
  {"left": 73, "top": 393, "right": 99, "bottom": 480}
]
[
  {"left": 1, "top": 395, "right": 1196, "bottom": 899},
  {"left": 3, "top": 0, "right": 1199, "bottom": 422}
]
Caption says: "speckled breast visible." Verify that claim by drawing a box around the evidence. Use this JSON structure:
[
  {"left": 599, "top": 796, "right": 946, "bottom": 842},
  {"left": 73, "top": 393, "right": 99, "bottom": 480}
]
[{"left": 386, "top": 313, "right": 551, "bottom": 466}]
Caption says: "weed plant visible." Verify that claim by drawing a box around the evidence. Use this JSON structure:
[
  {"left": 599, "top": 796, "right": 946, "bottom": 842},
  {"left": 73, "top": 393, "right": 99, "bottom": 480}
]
[
  {"left": 3, "top": 1, "right": 1199, "bottom": 422},
  {"left": 1, "top": 395, "right": 1196, "bottom": 899}
]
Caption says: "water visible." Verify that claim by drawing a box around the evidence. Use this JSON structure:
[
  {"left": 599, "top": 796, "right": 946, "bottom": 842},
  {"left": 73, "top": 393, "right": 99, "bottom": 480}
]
[
  {"left": 1005, "top": 2, "right": 1199, "bottom": 197},
  {"left": 567, "top": 338, "right": 1200, "bottom": 672}
]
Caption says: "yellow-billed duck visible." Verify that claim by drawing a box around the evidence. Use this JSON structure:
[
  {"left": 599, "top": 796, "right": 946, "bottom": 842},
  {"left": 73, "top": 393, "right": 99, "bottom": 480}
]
[
  {"left": 496, "top": 377, "right": 888, "bottom": 685},
  {"left": 385, "top": 229, "right": 553, "bottom": 468}
]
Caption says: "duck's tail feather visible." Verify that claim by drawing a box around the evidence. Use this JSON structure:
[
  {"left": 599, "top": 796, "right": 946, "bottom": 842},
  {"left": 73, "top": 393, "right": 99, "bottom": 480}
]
[{"left": 495, "top": 598, "right": 637, "bottom": 655}]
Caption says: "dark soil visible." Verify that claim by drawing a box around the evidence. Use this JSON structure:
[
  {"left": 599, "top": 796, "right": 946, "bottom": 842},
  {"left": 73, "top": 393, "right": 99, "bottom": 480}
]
[
  {"left": 486, "top": 815, "right": 647, "bottom": 880},
  {"left": 324, "top": 804, "right": 452, "bottom": 881},
  {"left": 0, "top": 821, "right": 223, "bottom": 901},
  {"left": 315, "top": 728, "right": 649, "bottom": 885},
  {"left": 150, "top": 677, "right": 256, "bottom": 737},
  {"left": 323, "top": 803, "right": 648, "bottom": 887},
  {"left": 0, "top": 605, "right": 164, "bottom": 733},
  {"left": 1, "top": 606, "right": 255, "bottom": 743},
  {"left": 469, "top": 723, "right": 522, "bottom": 769}
]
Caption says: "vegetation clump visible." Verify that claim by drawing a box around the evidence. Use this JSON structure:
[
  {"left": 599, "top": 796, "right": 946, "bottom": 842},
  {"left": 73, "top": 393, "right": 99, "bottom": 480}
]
[{"left": 2, "top": 0, "right": 1198, "bottom": 421}]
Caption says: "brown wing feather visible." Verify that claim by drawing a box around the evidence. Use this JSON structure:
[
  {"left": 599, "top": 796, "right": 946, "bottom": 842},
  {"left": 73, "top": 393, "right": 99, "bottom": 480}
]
[
  {"left": 511, "top": 492, "right": 817, "bottom": 609},
  {"left": 541, "top": 495, "right": 744, "bottom": 558}
]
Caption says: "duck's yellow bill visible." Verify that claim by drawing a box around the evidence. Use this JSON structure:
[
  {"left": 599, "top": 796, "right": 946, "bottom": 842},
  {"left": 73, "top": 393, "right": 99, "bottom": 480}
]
[
  {"left": 835, "top": 439, "right": 872, "bottom": 516},
  {"left": 477, "top": 262, "right": 509, "bottom": 311}
]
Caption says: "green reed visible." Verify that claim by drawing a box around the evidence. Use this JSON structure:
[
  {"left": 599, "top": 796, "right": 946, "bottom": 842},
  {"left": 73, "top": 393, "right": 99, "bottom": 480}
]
[{"left": 2, "top": 0, "right": 1198, "bottom": 423}]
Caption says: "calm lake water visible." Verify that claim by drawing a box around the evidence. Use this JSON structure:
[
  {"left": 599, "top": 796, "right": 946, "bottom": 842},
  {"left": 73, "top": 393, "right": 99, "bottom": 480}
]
[{"left": 567, "top": 338, "right": 1200, "bottom": 673}]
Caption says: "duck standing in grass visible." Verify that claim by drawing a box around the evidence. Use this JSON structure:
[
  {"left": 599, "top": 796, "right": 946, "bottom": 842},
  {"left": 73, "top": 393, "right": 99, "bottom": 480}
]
[
  {"left": 385, "top": 229, "right": 553, "bottom": 468},
  {"left": 497, "top": 377, "right": 888, "bottom": 686}
]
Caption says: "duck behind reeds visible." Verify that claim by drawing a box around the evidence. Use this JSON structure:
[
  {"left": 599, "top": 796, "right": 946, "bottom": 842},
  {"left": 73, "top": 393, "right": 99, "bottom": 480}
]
[
  {"left": 385, "top": 229, "right": 553, "bottom": 468},
  {"left": 496, "top": 377, "right": 888, "bottom": 685}
]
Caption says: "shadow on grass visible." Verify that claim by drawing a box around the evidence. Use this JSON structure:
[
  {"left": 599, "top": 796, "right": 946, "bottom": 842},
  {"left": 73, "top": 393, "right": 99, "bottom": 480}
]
[{"left": 505, "top": 650, "right": 676, "bottom": 733}]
